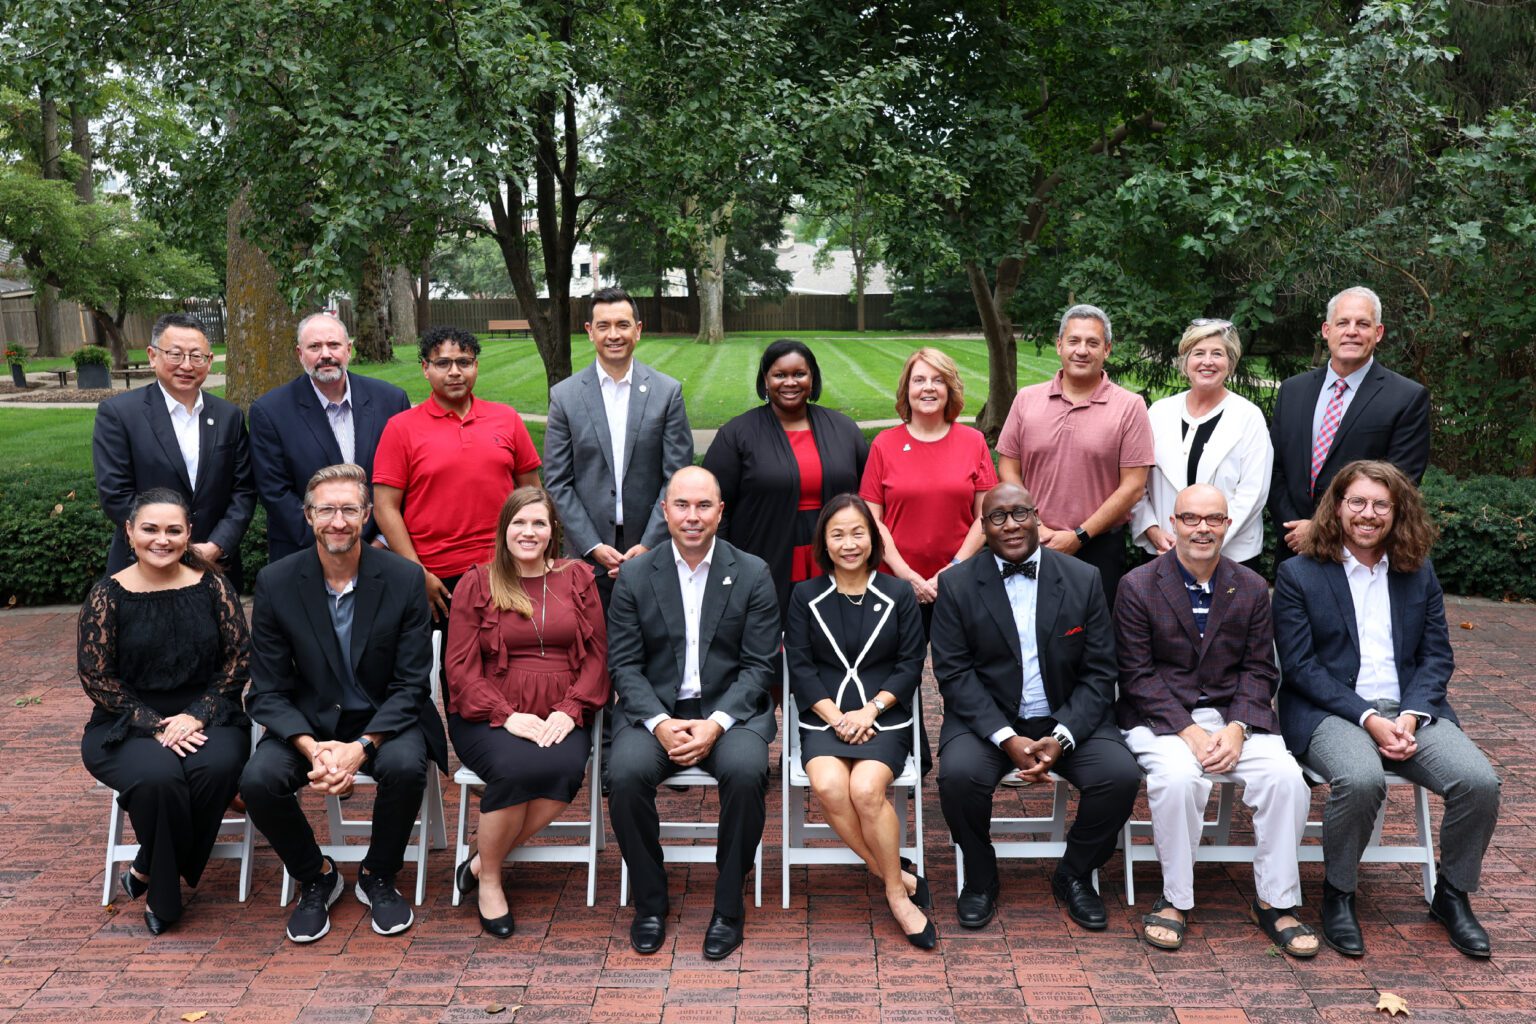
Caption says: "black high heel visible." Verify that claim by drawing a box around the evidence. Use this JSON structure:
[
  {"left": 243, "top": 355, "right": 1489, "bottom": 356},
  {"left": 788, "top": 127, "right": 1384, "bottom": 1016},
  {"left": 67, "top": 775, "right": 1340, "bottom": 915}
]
[
  {"left": 478, "top": 908, "right": 514, "bottom": 938},
  {"left": 454, "top": 857, "right": 479, "bottom": 897},
  {"left": 904, "top": 911, "right": 937, "bottom": 950},
  {"left": 900, "top": 857, "right": 931, "bottom": 910},
  {"left": 119, "top": 869, "right": 149, "bottom": 901}
]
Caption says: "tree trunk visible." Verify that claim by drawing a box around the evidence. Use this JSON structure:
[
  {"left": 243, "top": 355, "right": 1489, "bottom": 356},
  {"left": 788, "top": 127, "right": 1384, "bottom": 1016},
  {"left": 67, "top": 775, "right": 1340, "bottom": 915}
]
[
  {"left": 965, "top": 259, "right": 1022, "bottom": 445},
  {"left": 224, "top": 190, "right": 299, "bottom": 408},
  {"left": 388, "top": 264, "right": 417, "bottom": 352},
  {"left": 33, "top": 88, "right": 65, "bottom": 358},
  {"left": 69, "top": 105, "right": 94, "bottom": 203},
  {"left": 852, "top": 242, "right": 867, "bottom": 333},
  {"left": 694, "top": 203, "right": 730, "bottom": 345},
  {"left": 354, "top": 248, "right": 393, "bottom": 363}
]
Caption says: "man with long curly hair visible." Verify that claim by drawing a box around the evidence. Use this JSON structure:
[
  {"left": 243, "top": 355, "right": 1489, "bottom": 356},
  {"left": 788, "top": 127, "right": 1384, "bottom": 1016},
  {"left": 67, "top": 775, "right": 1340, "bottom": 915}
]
[{"left": 1273, "top": 460, "right": 1500, "bottom": 960}]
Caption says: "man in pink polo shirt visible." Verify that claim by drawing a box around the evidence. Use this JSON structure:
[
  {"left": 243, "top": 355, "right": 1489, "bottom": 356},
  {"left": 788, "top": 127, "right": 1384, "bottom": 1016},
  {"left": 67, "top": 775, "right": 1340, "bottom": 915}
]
[
  {"left": 373, "top": 327, "right": 543, "bottom": 632},
  {"left": 996, "top": 304, "right": 1153, "bottom": 606}
]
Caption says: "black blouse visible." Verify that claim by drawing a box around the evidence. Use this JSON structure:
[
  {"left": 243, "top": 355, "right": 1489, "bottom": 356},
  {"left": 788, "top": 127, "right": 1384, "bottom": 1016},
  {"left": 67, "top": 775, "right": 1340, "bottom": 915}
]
[
  {"left": 78, "top": 573, "right": 251, "bottom": 745},
  {"left": 702, "top": 403, "right": 869, "bottom": 616}
]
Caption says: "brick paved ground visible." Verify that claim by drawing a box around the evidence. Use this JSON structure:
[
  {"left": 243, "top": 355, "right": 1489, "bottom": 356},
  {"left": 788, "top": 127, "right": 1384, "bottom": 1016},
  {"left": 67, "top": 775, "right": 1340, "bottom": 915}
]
[{"left": 2, "top": 595, "right": 1534, "bottom": 1024}]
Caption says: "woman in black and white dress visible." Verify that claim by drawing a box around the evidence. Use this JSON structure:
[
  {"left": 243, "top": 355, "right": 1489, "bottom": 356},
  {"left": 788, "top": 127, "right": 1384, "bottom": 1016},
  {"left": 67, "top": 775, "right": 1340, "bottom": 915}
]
[{"left": 784, "top": 494, "right": 934, "bottom": 948}]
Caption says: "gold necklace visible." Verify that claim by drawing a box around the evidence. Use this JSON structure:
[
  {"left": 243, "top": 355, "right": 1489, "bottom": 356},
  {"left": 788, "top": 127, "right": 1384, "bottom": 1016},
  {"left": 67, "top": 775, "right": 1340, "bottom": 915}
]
[{"left": 527, "top": 572, "right": 549, "bottom": 656}]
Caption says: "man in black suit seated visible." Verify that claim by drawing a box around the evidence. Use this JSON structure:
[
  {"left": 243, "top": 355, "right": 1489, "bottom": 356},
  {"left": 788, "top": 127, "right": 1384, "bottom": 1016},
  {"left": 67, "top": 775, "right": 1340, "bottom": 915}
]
[
  {"left": 92, "top": 312, "right": 255, "bottom": 588},
  {"left": 241, "top": 464, "right": 448, "bottom": 944},
  {"left": 606, "top": 466, "right": 780, "bottom": 960},
  {"left": 932, "top": 482, "right": 1140, "bottom": 931},
  {"left": 248, "top": 313, "right": 411, "bottom": 561},
  {"left": 1269, "top": 286, "right": 1431, "bottom": 567}
]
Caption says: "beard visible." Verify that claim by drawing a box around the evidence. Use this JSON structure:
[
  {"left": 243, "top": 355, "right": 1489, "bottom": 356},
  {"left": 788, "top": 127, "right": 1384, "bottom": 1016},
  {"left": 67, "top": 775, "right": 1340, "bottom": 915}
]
[
  {"left": 320, "top": 532, "right": 359, "bottom": 555},
  {"left": 308, "top": 363, "right": 344, "bottom": 384}
]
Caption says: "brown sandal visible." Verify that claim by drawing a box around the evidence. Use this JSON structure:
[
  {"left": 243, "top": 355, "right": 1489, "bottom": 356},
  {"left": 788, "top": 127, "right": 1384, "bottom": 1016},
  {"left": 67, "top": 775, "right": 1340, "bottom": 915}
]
[
  {"left": 1141, "top": 897, "right": 1188, "bottom": 950},
  {"left": 1250, "top": 901, "right": 1320, "bottom": 958}
]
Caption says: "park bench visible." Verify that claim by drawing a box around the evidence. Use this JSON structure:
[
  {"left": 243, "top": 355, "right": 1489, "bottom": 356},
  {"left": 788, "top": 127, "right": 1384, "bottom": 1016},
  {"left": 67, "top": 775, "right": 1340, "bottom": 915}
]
[
  {"left": 116, "top": 368, "right": 156, "bottom": 389},
  {"left": 487, "top": 318, "right": 533, "bottom": 338}
]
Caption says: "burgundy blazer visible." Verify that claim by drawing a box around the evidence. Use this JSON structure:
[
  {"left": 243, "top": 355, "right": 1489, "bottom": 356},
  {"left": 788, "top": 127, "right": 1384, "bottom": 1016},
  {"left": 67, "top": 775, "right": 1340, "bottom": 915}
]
[{"left": 1113, "top": 550, "right": 1280, "bottom": 736}]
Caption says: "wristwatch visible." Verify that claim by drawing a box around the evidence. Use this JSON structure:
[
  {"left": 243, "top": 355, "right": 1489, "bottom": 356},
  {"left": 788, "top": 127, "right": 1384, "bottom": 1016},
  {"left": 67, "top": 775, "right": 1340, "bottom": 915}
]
[
  {"left": 356, "top": 735, "right": 375, "bottom": 756},
  {"left": 869, "top": 696, "right": 890, "bottom": 714},
  {"left": 1073, "top": 526, "right": 1090, "bottom": 546},
  {"left": 1231, "top": 720, "right": 1252, "bottom": 740}
]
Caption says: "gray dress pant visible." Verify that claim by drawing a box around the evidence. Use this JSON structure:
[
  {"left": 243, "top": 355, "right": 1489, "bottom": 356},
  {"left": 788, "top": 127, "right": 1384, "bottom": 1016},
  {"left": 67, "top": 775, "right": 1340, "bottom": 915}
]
[{"left": 1303, "top": 699, "right": 1499, "bottom": 892}]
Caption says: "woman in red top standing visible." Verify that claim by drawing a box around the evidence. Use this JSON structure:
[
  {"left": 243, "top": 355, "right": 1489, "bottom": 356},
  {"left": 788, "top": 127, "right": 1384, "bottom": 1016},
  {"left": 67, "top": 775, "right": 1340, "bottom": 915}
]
[
  {"left": 860, "top": 348, "right": 997, "bottom": 635},
  {"left": 445, "top": 488, "right": 609, "bottom": 937}
]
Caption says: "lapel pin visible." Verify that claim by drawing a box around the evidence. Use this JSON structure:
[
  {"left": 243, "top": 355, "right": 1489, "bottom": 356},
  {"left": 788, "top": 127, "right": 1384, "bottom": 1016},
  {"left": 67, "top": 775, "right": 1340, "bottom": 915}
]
[
  {"left": 1226, "top": 587, "right": 1236, "bottom": 595},
  {"left": 902, "top": 443, "right": 911, "bottom": 452},
  {"left": 639, "top": 384, "right": 648, "bottom": 393},
  {"left": 206, "top": 418, "right": 214, "bottom": 426},
  {"left": 722, "top": 576, "right": 732, "bottom": 585},
  {"left": 872, "top": 603, "right": 881, "bottom": 611}
]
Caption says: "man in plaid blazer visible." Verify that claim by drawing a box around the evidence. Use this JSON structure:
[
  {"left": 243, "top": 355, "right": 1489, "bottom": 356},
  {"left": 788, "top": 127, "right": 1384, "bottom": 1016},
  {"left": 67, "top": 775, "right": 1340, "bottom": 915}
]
[{"left": 1115, "top": 484, "right": 1314, "bottom": 955}]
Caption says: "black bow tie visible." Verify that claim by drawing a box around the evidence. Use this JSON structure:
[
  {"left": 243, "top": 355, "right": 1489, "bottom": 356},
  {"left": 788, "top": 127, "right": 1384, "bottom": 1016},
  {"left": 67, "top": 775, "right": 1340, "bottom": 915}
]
[{"left": 1000, "top": 559, "right": 1037, "bottom": 580}]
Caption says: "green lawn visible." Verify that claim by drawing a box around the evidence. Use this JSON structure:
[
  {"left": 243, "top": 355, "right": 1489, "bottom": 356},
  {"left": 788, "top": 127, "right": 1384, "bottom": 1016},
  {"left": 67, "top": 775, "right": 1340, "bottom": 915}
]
[{"left": 1, "top": 330, "right": 1233, "bottom": 481}]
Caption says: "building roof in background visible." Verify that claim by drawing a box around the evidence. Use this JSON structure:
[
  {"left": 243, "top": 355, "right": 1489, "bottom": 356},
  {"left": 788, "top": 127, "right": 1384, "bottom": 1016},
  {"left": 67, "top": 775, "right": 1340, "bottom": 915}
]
[
  {"left": 775, "top": 240, "right": 890, "bottom": 296},
  {"left": 0, "top": 277, "right": 32, "bottom": 296}
]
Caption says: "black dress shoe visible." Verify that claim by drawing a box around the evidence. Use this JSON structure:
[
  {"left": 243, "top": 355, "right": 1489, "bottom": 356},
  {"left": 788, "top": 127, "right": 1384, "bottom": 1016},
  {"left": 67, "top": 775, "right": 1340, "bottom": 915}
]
[
  {"left": 1320, "top": 880, "right": 1364, "bottom": 957},
  {"left": 1051, "top": 872, "right": 1107, "bottom": 931},
  {"left": 702, "top": 913, "right": 744, "bottom": 960},
  {"left": 905, "top": 912, "right": 938, "bottom": 950},
  {"left": 478, "top": 909, "right": 515, "bottom": 939},
  {"left": 956, "top": 890, "right": 996, "bottom": 929},
  {"left": 119, "top": 869, "right": 148, "bottom": 902},
  {"left": 900, "top": 857, "right": 932, "bottom": 910},
  {"left": 630, "top": 913, "right": 666, "bottom": 954},
  {"left": 455, "top": 858, "right": 479, "bottom": 897},
  {"left": 142, "top": 909, "right": 172, "bottom": 935},
  {"left": 1431, "top": 880, "right": 1491, "bottom": 958}
]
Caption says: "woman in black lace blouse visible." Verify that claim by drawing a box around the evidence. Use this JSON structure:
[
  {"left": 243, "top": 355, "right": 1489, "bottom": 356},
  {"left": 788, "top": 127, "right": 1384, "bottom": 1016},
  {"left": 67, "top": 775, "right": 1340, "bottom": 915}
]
[{"left": 79, "top": 488, "right": 251, "bottom": 934}]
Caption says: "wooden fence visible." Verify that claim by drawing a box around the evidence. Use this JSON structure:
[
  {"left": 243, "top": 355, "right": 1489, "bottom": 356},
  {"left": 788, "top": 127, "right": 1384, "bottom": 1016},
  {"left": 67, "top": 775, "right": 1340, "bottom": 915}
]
[{"left": 0, "top": 295, "right": 226, "bottom": 354}]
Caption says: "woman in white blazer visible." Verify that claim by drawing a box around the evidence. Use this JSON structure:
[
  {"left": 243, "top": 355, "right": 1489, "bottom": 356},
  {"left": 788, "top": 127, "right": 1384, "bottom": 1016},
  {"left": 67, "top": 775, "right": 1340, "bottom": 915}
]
[{"left": 1131, "top": 319, "right": 1273, "bottom": 567}]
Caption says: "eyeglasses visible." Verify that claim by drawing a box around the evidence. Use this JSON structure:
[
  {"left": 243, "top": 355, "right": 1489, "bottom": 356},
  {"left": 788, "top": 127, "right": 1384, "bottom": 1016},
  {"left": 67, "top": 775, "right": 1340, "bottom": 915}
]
[
  {"left": 306, "top": 504, "right": 369, "bottom": 522},
  {"left": 1174, "top": 512, "right": 1231, "bottom": 528},
  {"left": 150, "top": 346, "right": 212, "bottom": 367},
  {"left": 428, "top": 357, "right": 477, "bottom": 371},
  {"left": 984, "top": 505, "right": 1038, "bottom": 526},
  {"left": 1344, "top": 496, "right": 1394, "bottom": 515}
]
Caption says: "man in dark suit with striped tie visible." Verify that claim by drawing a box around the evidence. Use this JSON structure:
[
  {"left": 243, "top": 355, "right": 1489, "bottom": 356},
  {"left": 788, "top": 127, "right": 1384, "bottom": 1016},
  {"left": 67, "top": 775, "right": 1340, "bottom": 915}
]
[{"left": 1268, "top": 286, "right": 1430, "bottom": 569}]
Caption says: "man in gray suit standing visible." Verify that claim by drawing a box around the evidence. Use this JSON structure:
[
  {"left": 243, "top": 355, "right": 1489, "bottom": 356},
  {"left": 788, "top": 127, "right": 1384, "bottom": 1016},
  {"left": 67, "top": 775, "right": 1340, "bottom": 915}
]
[
  {"left": 544, "top": 286, "right": 694, "bottom": 606},
  {"left": 606, "top": 467, "right": 779, "bottom": 961}
]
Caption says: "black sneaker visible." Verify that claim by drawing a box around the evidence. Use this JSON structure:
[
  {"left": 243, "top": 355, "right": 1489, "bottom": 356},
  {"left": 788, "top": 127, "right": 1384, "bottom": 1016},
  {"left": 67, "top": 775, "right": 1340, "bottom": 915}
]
[
  {"left": 355, "top": 870, "right": 413, "bottom": 936},
  {"left": 286, "top": 856, "right": 343, "bottom": 943}
]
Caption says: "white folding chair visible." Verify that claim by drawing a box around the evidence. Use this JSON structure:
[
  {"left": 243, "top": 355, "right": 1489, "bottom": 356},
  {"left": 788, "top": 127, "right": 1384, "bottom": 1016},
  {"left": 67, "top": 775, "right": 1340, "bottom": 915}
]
[
  {"left": 101, "top": 721, "right": 261, "bottom": 906},
  {"left": 1120, "top": 770, "right": 1247, "bottom": 905},
  {"left": 452, "top": 708, "right": 606, "bottom": 907},
  {"left": 780, "top": 659, "right": 924, "bottom": 908},
  {"left": 278, "top": 634, "right": 449, "bottom": 906},
  {"left": 617, "top": 763, "right": 764, "bottom": 908},
  {"left": 954, "top": 774, "right": 1098, "bottom": 895},
  {"left": 1299, "top": 766, "right": 1436, "bottom": 902}
]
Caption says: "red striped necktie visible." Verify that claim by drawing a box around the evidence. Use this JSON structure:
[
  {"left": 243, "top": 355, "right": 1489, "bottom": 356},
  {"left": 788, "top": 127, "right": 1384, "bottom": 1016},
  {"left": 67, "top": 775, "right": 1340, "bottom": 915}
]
[{"left": 1310, "top": 378, "right": 1349, "bottom": 494}]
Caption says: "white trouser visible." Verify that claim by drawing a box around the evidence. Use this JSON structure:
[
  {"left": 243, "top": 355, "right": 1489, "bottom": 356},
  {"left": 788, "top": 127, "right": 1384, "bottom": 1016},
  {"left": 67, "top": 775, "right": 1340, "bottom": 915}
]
[{"left": 1124, "top": 708, "right": 1308, "bottom": 911}]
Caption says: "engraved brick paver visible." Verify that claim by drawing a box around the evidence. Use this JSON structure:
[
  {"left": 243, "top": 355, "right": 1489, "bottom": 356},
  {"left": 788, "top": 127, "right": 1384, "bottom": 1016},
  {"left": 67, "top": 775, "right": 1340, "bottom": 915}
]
[{"left": 1, "top": 594, "right": 1533, "bottom": 1020}]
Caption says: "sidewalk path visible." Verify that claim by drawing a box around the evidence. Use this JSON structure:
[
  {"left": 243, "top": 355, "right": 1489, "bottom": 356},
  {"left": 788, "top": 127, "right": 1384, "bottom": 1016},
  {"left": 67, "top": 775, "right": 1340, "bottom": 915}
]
[{"left": 1, "top": 594, "right": 1533, "bottom": 1022}]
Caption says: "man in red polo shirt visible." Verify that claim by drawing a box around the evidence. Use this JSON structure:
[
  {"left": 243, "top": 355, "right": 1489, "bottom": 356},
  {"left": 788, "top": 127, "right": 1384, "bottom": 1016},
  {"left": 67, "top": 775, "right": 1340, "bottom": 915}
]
[
  {"left": 996, "top": 303, "right": 1153, "bottom": 607},
  {"left": 373, "top": 327, "right": 542, "bottom": 628}
]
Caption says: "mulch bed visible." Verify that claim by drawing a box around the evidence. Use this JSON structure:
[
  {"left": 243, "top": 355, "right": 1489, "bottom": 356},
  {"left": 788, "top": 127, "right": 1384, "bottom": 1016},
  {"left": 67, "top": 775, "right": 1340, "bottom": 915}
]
[{"left": 0, "top": 384, "right": 117, "bottom": 402}]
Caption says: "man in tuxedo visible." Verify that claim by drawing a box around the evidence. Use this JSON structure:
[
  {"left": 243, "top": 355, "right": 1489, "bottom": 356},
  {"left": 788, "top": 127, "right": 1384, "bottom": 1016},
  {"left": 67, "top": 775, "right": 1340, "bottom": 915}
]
[
  {"left": 606, "top": 466, "right": 779, "bottom": 960},
  {"left": 1274, "top": 459, "right": 1499, "bottom": 959},
  {"left": 248, "top": 313, "right": 411, "bottom": 560},
  {"left": 241, "top": 463, "right": 448, "bottom": 944},
  {"left": 544, "top": 286, "right": 694, "bottom": 606},
  {"left": 1115, "top": 485, "right": 1314, "bottom": 956},
  {"left": 1269, "top": 286, "right": 1431, "bottom": 566},
  {"left": 92, "top": 312, "right": 255, "bottom": 588},
  {"left": 931, "top": 482, "right": 1140, "bottom": 931}
]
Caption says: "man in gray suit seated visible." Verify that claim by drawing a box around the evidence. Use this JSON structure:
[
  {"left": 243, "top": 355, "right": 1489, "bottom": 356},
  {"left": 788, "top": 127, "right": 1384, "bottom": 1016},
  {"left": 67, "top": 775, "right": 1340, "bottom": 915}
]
[{"left": 606, "top": 467, "right": 780, "bottom": 961}]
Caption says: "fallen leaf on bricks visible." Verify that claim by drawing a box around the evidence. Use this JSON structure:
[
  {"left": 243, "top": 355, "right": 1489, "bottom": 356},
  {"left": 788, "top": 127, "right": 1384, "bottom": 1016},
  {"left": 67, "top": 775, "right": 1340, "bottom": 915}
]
[
  {"left": 1376, "top": 991, "right": 1410, "bottom": 1016},
  {"left": 1460, "top": 622, "right": 1476, "bottom": 630},
  {"left": 180, "top": 1012, "right": 208, "bottom": 1022}
]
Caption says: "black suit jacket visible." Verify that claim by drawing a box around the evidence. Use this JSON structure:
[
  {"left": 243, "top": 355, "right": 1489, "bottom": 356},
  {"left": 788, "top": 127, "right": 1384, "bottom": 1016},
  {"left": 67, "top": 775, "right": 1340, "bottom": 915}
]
[
  {"left": 606, "top": 538, "right": 780, "bottom": 742},
  {"left": 1268, "top": 360, "right": 1431, "bottom": 534},
  {"left": 247, "top": 544, "right": 448, "bottom": 770},
  {"left": 784, "top": 572, "right": 926, "bottom": 728},
  {"left": 92, "top": 383, "right": 256, "bottom": 589},
  {"left": 930, "top": 547, "right": 1122, "bottom": 750},
  {"left": 1272, "top": 553, "right": 1458, "bottom": 756},
  {"left": 248, "top": 372, "right": 412, "bottom": 560}
]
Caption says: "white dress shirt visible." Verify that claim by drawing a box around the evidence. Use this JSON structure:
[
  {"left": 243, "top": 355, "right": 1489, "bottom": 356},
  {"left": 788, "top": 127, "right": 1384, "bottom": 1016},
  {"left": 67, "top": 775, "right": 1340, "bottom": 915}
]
[
  {"left": 310, "top": 375, "right": 355, "bottom": 465},
  {"left": 645, "top": 539, "right": 735, "bottom": 735},
  {"left": 1343, "top": 547, "right": 1399, "bottom": 708},
  {"left": 986, "top": 549, "right": 1075, "bottom": 750},
  {"left": 158, "top": 383, "right": 204, "bottom": 487},
  {"left": 598, "top": 361, "right": 633, "bottom": 530}
]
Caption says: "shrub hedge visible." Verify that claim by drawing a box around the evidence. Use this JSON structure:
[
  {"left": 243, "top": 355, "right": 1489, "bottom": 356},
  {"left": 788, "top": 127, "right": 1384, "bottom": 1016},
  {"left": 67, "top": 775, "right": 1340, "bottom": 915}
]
[{"left": 1, "top": 465, "right": 1531, "bottom": 607}]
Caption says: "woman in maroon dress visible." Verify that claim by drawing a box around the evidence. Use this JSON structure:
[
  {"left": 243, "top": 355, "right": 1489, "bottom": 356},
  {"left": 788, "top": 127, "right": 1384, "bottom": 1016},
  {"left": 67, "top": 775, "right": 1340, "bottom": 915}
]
[{"left": 445, "top": 488, "right": 609, "bottom": 936}]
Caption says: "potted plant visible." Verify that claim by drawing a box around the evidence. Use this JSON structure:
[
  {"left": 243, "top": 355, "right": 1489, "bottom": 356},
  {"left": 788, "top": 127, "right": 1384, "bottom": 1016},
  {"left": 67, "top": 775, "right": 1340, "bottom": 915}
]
[
  {"left": 3, "top": 343, "right": 27, "bottom": 388},
  {"left": 71, "top": 345, "right": 113, "bottom": 389}
]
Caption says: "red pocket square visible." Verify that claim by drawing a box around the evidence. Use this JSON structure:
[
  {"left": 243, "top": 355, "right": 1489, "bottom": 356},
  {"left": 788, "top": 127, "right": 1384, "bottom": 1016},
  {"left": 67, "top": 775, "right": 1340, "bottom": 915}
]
[{"left": 1063, "top": 626, "right": 1084, "bottom": 637}]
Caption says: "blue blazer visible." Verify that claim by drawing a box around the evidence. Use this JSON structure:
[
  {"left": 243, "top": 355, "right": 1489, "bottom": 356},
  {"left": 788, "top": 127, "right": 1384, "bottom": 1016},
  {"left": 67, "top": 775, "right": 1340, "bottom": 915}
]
[
  {"left": 248, "top": 372, "right": 412, "bottom": 560},
  {"left": 1272, "top": 553, "right": 1458, "bottom": 756}
]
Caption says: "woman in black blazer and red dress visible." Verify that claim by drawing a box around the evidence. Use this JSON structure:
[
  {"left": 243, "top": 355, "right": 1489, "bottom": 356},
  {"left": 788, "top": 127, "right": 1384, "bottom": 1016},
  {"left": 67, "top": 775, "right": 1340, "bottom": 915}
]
[
  {"left": 784, "top": 495, "right": 934, "bottom": 948},
  {"left": 702, "top": 339, "right": 869, "bottom": 620}
]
